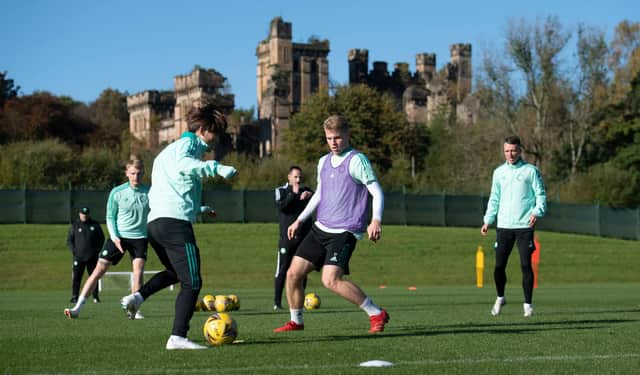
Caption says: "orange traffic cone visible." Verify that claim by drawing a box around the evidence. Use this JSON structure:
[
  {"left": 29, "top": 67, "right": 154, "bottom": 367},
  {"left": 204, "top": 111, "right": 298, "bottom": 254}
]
[{"left": 532, "top": 235, "right": 540, "bottom": 288}]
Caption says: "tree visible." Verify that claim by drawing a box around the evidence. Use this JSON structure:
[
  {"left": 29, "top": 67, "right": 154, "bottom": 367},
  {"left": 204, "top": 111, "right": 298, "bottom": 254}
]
[
  {"left": 0, "top": 92, "right": 95, "bottom": 146},
  {"left": 609, "top": 20, "right": 640, "bottom": 101},
  {"left": 564, "top": 25, "right": 610, "bottom": 176},
  {"left": 283, "top": 84, "right": 407, "bottom": 174},
  {"left": 478, "top": 16, "right": 571, "bottom": 167},
  {"left": 0, "top": 71, "right": 20, "bottom": 108},
  {"left": 88, "top": 89, "right": 129, "bottom": 147}
]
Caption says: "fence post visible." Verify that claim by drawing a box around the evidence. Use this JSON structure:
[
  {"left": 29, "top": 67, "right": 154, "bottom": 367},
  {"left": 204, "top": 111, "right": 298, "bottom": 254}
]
[
  {"left": 595, "top": 204, "right": 601, "bottom": 237},
  {"left": 22, "top": 184, "right": 27, "bottom": 224},
  {"left": 242, "top": 189, "right": 247, "bottom": 223},
  {"left": 441, "top": 191, "right": 447, "bottom": 227},
  {"left": 637, "top": 208, "right": 640, "bottom": 241}
]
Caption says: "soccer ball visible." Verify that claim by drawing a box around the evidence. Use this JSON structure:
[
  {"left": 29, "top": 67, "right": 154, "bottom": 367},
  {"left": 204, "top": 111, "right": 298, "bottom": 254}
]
[
  {"left": 227, "top": 294, "right": 240, "bottom": 311},
  {"left": 203, "top": 313, "right": 238, "bottom": 345},
  {"left": 214, "top": 295, "right": 231, "bottom": 312},
  {"left": 303, "top": 292, "right": 321, "bottom": 310},
  {"left": 202, "top": 294, "right": 216, "bottom": 311}
]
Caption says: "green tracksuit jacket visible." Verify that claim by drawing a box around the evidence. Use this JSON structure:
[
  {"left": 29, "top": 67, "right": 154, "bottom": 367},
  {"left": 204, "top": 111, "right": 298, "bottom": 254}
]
[
  {"left": 483, "top": 159, "right": 547, "bottom": 229},
  {"left": 148, "top": 132, "right": 225, "bottom": 224}
]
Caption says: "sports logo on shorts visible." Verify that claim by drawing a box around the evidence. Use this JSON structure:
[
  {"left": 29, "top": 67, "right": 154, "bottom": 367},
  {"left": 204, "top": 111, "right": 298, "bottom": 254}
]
[
  {"left": 102, "top": 250, "right": 108, "bottom": 256},
  {"left": 329, "top": 252, "right": 338, "bottom": 262},
  {"left": 280, "top": 248, "right": 287, "bottom": 254}
]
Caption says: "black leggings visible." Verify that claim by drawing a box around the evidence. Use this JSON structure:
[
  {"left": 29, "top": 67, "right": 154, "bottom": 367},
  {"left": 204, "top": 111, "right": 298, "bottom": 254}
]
[
  {"left": 494, "top": 228, "right": 536, "bottom": 304},
  {"left": 140, "top": 218, "right": 202, "bottom": 337}
]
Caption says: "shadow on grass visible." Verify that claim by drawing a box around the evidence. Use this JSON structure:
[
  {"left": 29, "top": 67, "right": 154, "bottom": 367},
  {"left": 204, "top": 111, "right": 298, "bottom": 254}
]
[{"left": 235, "top": 316, "right": 639, "bottom": 346}]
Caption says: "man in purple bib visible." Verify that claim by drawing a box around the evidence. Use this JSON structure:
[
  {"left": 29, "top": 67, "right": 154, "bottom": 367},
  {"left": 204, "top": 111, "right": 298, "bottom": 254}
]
[{"left": 274, "top": 115, "right": 389, "bottom": 334}]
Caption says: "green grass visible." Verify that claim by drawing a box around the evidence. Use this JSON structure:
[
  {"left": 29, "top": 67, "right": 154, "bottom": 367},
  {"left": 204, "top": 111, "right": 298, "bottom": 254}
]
[{"left": 0, "top": 224, "right": 639, "bottom": 374}]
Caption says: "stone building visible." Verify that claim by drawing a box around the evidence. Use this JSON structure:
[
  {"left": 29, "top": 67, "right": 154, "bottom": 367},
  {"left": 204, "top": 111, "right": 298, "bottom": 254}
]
[
  {"left": 256, "top": 17, "right": 330, "bottom": 156},
  {"left": 126, "top": 67, "right": 234, "bottom": 154},
  {"left": 348, "top": 43, "right": 475, "bottom": 126}
]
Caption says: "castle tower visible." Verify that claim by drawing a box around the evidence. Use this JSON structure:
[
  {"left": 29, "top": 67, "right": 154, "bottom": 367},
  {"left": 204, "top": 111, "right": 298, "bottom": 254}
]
[
  {"left": 126, "top": 90, "right": 174, "bottom": 148},
  {"left": 173, "top": 68, "right": 234, "bottom": 141},
  {"left": 449, "top": 43, "right": 472, "bottom": 102},
  {"left": 348, "top": 49, "right": 369, "bottom": 84},
  {"left": 256, "top": 17, "right": 330, "bottom": 155},
  {"left": 415, "top": 53, "right": 436, "bottom": 83}
]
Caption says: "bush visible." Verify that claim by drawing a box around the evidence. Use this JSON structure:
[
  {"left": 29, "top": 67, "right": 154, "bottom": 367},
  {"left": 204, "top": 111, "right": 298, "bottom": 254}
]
[
  {"left": 0, "top": 139, "right": 74, "bottom": 189},
  {"left": 557, "top": 163, "right": 640, "bottom": 207}
]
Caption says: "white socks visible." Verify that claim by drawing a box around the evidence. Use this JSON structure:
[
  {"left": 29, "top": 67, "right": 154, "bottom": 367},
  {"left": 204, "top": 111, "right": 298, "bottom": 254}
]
[
  {"left": 289, "top": 309, "right": 303, "bottom": 325},
  {"left": 360, "top": 297, "right": 382, "bottom": 316},
  {"left": 73, "top": 296, "right": 87, "bottom": 311}
]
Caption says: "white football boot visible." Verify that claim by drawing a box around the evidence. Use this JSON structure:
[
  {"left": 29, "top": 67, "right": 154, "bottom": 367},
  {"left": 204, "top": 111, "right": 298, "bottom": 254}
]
[
  {"left": 166, "top": 335, "right": 207, "bottom": 350},
  {"left": 523, "top": 303, "right": 534, "bottom": 317},
  {"left": 491, "top": 297, "right": 506, "bottom": 316},
  {"left": 120, "top": 293, "right": 142, "bottom": 320},
  {"left": 134, "top": 311, "right": 145, "bottom": 320}
]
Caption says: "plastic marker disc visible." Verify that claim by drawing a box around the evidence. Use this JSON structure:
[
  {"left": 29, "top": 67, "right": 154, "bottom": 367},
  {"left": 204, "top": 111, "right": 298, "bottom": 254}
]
[{"left": 359, "top": 360, "right": 394, "bottom": 367}]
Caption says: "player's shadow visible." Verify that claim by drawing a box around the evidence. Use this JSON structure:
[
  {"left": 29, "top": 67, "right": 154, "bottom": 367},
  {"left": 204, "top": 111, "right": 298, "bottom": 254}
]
[{"left": 241, "top": 316, "right": 638, "bottom": 346}]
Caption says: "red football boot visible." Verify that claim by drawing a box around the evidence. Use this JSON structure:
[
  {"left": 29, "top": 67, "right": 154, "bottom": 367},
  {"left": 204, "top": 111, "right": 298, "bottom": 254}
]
[{"left": 274, "top": 321, "right": 304, "bottom": 333}]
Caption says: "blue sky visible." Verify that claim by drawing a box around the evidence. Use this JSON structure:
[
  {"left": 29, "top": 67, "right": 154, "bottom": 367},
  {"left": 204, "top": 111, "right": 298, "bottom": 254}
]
[{"left": 1, "top": 0, "right": 637, "bottom": 110}]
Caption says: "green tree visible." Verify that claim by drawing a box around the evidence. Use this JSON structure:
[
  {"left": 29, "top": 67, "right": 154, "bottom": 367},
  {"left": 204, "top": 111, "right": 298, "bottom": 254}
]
[
  {"left": 88, "top": 89, "right": 129, "bottom": 147},
  {"left": 0, "top": 139, "right": 74, "bottom": 188},
  {"left": 283, "top": 84, "right": 407, "bottom": 173},
  {"left": 0, "top": 71, "right": 20, "bottom": 108}
]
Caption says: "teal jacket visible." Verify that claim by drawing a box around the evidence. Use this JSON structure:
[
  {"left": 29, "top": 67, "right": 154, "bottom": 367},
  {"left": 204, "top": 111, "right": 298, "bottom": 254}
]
[
  {"left": 483, "top": 159, "right": 546, "bottom": 229},
  {"left": 106, "top": 182, "right": 150, "bottom": 240},
  {"left": 148, "top": 132, "right": 228, "bottom": 224}
]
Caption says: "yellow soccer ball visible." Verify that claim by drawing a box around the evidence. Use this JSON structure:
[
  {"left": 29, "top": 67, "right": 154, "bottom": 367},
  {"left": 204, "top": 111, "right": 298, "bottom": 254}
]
[
  {"left": 202, "top": 294, "right": 216, "bottom": 311},
  {"left": 227, "top": 294, "right": 240, "bottom": 311},
  {"left": 303, "top": 292, "right": 321, "bottom": 310},
  {"left": 203, "top": 313, "right": 238, "bottom": 345},
  {"left": 214, "top": 295, "right": 231, "bottom": 312}
]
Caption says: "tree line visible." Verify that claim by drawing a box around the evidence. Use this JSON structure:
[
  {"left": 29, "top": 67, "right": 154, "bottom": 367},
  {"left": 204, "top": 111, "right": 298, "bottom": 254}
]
[{"left": 1, "top": 17, "right": 638, "bottom": 207}]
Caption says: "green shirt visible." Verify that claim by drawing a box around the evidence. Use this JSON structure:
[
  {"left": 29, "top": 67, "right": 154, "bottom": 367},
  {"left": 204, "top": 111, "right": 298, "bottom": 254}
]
[{"left": 106, "top": 182, "right": 150, "bottom": 239}]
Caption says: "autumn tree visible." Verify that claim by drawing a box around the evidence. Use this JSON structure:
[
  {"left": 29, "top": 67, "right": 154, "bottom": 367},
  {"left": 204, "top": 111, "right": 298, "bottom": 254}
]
[{"left": 609, "top": 20, "right": 640, "bottom": 100}]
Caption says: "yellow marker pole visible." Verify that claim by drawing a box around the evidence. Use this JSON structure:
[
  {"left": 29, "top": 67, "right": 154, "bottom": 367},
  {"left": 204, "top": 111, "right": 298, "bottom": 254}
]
[{"left": 476, "top": 245, "right": 484, "bottom": 288}]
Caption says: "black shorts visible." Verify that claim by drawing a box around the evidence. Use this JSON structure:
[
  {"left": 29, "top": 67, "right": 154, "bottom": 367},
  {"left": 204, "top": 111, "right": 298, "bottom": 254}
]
[
  {"left": 100, "top": 238, "right": 148, "bottom": 266},
  {"left": 295, "top": 224, "right": 357, "bottom": 275}
]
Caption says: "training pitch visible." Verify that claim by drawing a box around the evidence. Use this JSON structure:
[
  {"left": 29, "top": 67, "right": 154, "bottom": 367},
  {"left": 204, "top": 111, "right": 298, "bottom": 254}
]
[{"left": 0, "top": 224, "right": 638, "bottom": 374}]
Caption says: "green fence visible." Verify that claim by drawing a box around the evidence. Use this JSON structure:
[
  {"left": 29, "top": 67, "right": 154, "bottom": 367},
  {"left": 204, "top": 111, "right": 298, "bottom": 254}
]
[{"left": 1, "top": 189, "right": 638, "bottom": 240}]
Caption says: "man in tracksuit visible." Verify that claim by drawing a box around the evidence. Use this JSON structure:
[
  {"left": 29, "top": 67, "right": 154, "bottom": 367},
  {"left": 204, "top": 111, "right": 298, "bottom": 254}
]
[
  {"left": 120, "top": 101, "right": 237, "bottom": 350},
  {"left": 273, "top": 166, "right": 313, "bottom": 310},
  {"left": 67, "top": 207, "right": 105, "bottom": 303},
  {"left": 481, "top": 135, "right": 546, "bottom": 318}
]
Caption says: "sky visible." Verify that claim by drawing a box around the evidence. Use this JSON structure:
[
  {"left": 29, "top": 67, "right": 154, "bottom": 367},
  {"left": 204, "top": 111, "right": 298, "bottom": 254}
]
[{"left": 2, "top": 0, "right": 637, "bottom": 110}]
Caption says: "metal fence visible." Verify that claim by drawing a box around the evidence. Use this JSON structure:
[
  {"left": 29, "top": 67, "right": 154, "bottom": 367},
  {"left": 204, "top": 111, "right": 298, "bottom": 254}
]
[{"left": 1, "top": 189, "right": 638, "bottom": 240}]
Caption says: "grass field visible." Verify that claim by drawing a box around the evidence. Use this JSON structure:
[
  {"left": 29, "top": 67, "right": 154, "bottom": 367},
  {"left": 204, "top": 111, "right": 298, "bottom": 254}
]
[{"left": 1, "top": 224, "right": 639, "bottom": 374}]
